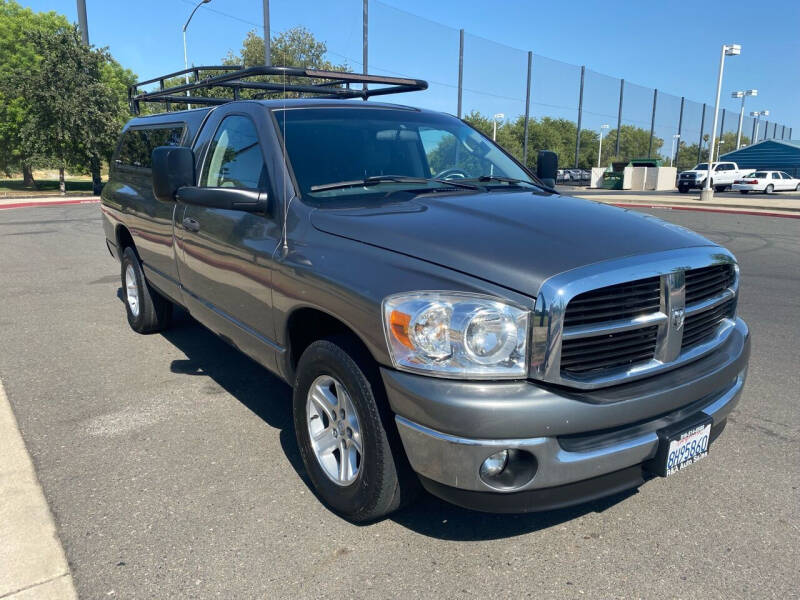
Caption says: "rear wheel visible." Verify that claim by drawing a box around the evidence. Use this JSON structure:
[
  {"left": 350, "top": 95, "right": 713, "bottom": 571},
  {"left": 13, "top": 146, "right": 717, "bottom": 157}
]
[
  {"left": 678, "top": 185, "right": 689, "bottom": 193},
  {"left": 765, "top": 184, "right": 774, "bottom": 194},
  {"left": 293, "top": 337, "right": 417, "bottom": 522},
  {"left": 120, "top": 247, "right": 172, "bottom": 333}
]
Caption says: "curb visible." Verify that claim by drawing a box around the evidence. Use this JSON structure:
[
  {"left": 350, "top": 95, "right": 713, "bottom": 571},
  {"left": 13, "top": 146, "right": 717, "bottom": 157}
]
[
  {"left": 0, "top": 379, "right": 78, "bottom": 599},
  {"left": 608, "top": 202, "right": 800, "bottom": 219},
  {"left": 0, "top": 198, "right": 100, "bottom": 211}
]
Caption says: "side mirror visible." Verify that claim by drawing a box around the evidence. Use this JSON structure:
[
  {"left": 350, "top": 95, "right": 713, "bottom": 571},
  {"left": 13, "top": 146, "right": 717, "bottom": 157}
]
[
  {"left": 537, "top": 150, "right": 558, "bottom": 188},
  {"left": 152, "top": 146, "right": 195, "bottom": 202}
]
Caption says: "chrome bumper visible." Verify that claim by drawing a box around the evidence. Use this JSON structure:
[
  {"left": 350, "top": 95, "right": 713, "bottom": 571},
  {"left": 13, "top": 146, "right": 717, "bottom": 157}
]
[{"left": 395, "top": 371, "right": 745, "bottom": 493}]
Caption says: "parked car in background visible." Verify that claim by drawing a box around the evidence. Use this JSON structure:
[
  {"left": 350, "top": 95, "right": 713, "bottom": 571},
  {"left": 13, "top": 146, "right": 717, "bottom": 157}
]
[
  {"left": 677, "top": 162, "right": 749, "bottom": 193},
  {"left": 556, "top": 169, "right": 571, "bottom": 183},
  {"left": 732, "top": 171, "right": 800, "bottom": 194},
  {"left": 567, "top": 169, "right": 584, "bottom": 182}
]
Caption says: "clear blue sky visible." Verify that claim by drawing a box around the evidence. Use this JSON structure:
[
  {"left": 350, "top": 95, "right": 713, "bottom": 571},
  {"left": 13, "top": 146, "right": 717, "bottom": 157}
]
[{"left": 22, "top": 0, "right": 800, "bottom": 142}]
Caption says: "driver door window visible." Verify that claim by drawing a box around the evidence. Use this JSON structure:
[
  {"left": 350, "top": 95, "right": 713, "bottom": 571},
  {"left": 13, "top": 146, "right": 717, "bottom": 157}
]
[{"left": 201, "top": 115, "right": 268, "bottom": 189}]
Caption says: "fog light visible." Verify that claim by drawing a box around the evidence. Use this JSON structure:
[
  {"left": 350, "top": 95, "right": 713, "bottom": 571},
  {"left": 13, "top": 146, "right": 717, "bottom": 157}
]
[{"left": 480, "top": 450, "right": 509, "bottom": 478}]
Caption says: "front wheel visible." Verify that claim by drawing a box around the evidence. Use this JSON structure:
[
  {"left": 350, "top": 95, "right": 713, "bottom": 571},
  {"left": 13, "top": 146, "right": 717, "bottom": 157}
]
[
  {"left": 293, "top": 337, "right": 417, "bottom": 522},
  {"left": 120, "top": 247, "right": 172, "bottom": 333},
  {"left": 678, "top": 185, "right": 689, "bottom": 193}
]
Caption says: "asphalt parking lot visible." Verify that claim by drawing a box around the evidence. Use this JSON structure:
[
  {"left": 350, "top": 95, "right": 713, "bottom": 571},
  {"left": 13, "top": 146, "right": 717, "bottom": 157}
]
[{"left": 0, "top": 204, "right": 798, "bottom": 599}]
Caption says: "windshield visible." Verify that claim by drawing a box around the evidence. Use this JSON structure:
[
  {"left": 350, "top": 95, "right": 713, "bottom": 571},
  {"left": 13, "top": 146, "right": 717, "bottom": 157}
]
[
  {"left": 694, "top": 164, "right": 709, "bottom": 170},
  {"left": 274, "top": 106, "right": 538, "bottom": 200}
]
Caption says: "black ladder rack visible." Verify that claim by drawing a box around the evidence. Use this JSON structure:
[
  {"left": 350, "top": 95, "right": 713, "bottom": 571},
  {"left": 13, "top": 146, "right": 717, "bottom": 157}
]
[{"left": 128, "top": 65, "right": 428, "bottom": 114}]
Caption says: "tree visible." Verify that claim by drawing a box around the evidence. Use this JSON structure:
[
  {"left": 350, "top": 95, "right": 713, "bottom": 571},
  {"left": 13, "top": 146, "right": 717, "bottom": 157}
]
[
  {"left": 0, "top": 0, "right": 70, "bottom": 185},
  {"left": 461, "top": 113, "right": 658, "bottom": 171},
  {"left": 224, "top": 26, "right": 346, "bottom": 70},
  {"left": 10, "top": 25, "right": 131, "bottom": 194},
  {"left": 601, "top": 125, "right": 664, "bottom": 165}
]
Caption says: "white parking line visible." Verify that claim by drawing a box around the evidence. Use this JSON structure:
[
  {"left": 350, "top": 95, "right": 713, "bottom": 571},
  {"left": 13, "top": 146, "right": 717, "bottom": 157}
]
[{"left": 0, "top": 379, "right": 77, "bottom": 600}]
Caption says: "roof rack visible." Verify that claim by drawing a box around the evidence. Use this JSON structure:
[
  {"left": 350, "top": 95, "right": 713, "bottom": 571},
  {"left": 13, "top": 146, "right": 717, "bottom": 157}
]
[{"left": 128, "top": 65, "right": 428, "bottom": 114}]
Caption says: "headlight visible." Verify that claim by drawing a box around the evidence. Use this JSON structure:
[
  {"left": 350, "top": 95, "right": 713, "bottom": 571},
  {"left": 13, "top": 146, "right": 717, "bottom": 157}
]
[{"left": 382, "top": 292, "right": 529, "bottom": 379}]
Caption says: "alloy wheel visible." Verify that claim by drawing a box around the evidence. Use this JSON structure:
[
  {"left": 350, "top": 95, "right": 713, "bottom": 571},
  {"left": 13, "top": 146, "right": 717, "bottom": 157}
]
[{"left": 306, "top": 375, "right": 362, "bottom": 486}]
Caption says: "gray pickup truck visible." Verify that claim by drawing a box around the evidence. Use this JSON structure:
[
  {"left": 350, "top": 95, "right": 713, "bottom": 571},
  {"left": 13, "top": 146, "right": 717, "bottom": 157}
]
[{"left": 101, "top": 67, "right": 750, "bottom": 521}]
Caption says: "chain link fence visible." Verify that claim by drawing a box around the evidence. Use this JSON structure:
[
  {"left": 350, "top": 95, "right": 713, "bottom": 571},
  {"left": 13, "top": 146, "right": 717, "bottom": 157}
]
[{"left": 248, "top": 0, "right": 792, "bottom": 170}]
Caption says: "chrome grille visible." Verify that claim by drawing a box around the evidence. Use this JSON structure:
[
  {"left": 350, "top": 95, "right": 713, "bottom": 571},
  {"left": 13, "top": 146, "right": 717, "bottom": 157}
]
[
  {"left": 531, "top": 249, "right": 740, "bottom": 389},
  {"left": 563, "top": 276, "right": 661, "bottom": 327},
  {"left": 685, "top": 264, "right": 735, "bottom": 304},
  {"left": 682, "top": 298, "right": 736, "bottom": 349},
  {"left": 561, "top": 325, "right": 659, "bottom": 375}
]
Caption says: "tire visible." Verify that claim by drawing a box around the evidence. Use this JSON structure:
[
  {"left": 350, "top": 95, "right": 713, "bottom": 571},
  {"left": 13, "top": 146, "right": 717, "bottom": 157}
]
[
  {"left": 765, "top": 184, "right": 774, "bottom": 194},
  {"left": 293, "top": 337, "right": 417, "bottom": 522},
  {"left": 678, "top": 185, "right": 689, "bottom": 193},
  {"left": 714, "top": 185, "right": 725, "bottom": 192},
  {"left": 795, "top": 183, "right": 799, "bottom": 191},
  {"left": 740, "top": 190, "right": 748, "bottom": 194},
  {"left": 120, "top": 246, "right": 172, "bottom": 334}
]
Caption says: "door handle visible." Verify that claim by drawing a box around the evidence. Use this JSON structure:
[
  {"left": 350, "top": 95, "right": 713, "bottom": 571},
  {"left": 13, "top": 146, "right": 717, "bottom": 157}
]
[{"left": 182, "top": 217, "right": 200, "bottom": 232}]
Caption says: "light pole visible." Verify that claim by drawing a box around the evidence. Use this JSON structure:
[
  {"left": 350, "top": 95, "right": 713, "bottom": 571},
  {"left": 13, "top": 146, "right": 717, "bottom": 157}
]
[
  {"left": 732, "top": 89, "right": 757, "bottom": 149},
  {"left": 670, "top": 134, "right": 680, "bottom": 167},
  {"left": 751, "top": 110, "right": 769, "bottom": 143},
  {"left": 597, "top": 124, "right": 609, "bottom": 167},
  {"left": 183, "top": 0, "right": 212, "bottom": 109},
  {"left": 716, "top": 139, "right": 725, "bottom": 162},
  {"left": 701, "top": 43, "right": 740, "bottom": 202},
  {"left": 492, "top": 113, "right": 505, "bottom": 141}
]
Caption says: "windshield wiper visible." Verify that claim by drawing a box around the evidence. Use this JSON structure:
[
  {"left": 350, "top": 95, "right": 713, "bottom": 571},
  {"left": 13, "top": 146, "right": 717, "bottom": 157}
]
[
  {"left": 310, "top": 175, "right": 478, "bottom": 192},
  {"left": 468, "top": 175, "right": 535, "bottom": 186}
]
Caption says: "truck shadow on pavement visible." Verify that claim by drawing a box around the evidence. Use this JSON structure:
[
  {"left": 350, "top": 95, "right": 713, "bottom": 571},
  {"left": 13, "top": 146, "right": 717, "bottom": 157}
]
[{"left": 142, "top": 300, "right": 636, "bottom": 541}]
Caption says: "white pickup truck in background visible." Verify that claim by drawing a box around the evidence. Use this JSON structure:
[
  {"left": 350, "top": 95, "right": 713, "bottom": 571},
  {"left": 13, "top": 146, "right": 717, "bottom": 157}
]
[{"left": 677, "top": 162, "right": 749, "bottom": 193}]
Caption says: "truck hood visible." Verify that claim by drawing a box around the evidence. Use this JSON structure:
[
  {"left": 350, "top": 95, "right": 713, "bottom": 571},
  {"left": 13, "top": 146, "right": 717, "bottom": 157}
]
[{"left": 310, "top": 191, "right": 715, "bottom": 298}]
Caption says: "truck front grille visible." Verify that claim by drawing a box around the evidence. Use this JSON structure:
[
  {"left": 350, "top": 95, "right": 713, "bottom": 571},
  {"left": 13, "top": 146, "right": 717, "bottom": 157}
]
[
  {"left": 682, "top": 298, "right": 736, "bottom": 350},
  {"left": 555, "top": 265, "right": 737, "bottom": 382},
  {"left": 685, "top": 264, "right": 735, "bottom": 304},
  {"left": 561, "top": 325, "right": 659, "bottom": 375},
  {"left": 563, "top": 276, "right": 661, "bottom": 327}
]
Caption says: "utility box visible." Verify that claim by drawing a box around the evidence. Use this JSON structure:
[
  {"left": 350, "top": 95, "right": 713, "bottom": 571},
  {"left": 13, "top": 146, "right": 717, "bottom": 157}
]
[{"left": 601, "top": 161, "right": 629, "bottom": 190}]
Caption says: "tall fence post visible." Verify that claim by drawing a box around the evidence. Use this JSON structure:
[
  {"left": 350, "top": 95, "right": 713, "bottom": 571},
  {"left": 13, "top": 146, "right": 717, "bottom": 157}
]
[
  {"left": 675, "top": 96, "right": 684, "bottom": 168},
  {"left": 698, "top": 103, "right": 706, "bottom": 164},
  {"left": 615, "top": 78, "right": 624, "bottom": 157},
  {"left": 522, "top": 51, "right": 532, "bottom": 165},
  {"left": 574, "top": 65, "right": 585, "bottom": 168},
  {"left": 781, "top": 125, "right": 786, "bottom": 139},
  {"left": 76, "top": 0, "right": 89, "bottom": 44},
  {"left": 789, "top": 128, "right": 793, "bottom": 139},
  {"left": 763, "top": 121, "right": 768, "bottom": 140},
  {"left": 648, "top": 88, "right": 657, "bottom": 158},
  {"left": 362, "top": 0, "right": 368, "bottom": 95},
  {"left": 457, "top": 29, "right": 464, "bottom": 118},
  {"left": 262, "top": 0, "right": 271, "bottom": 66},
  {"left": 773, "top": 123, "right": 778, "bottom": 138},
  {"left": 751, "top": 117, "right": 757, "bottom": 144}
]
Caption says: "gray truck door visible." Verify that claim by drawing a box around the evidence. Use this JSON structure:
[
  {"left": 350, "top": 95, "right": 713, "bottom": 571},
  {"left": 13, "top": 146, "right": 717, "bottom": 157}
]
[{"left": 176, "top": 109, "right": 283, "bottom": 372}]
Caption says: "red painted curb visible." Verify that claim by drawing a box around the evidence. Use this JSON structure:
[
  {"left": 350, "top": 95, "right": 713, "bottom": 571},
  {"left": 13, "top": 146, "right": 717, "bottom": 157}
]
[
  {"left": 0, "top": 198, "right": 100, "bottom": 210},
  {"left": 611, "top": 202, "right": 800, "bottom": 219}
]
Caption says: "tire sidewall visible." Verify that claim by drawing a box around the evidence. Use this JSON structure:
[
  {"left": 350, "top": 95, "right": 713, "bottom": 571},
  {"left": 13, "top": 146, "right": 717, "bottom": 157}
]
[
  {"left": 121, "top": 248, "right": 146, "bottom": 331},
  {"left": 766, "top": 184, "right": 773, "bottom": 194},
  {"left": 293, "top": 341, "right": 386, "bottom": 518}
]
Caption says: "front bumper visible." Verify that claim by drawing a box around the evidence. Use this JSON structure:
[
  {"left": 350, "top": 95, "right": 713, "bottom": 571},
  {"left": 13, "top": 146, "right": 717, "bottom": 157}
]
[
  {"left": 382, "top": 318, "right": 749, "bottom": 512},
  {"left": 679, "top": 178, "right": 703, "bottom": 188}
]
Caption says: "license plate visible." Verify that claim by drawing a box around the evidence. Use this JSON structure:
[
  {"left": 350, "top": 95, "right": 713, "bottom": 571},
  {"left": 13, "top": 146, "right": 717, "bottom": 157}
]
[
  {"left": 646, "top": 416, "right": 712, "bottom": 477},
  {"left": 664, "top": 422, "right": 711, "bottom": 476}
]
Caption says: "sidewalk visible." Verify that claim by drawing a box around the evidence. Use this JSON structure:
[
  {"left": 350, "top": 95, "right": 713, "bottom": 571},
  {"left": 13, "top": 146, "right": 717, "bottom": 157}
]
[
  {"left": 0, "top": 379, "right": 77, "bottom": 600},
  {"left": 563, "top": 186, "right": 800, "bottom": 218}
]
